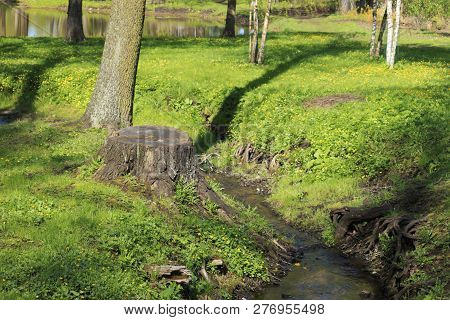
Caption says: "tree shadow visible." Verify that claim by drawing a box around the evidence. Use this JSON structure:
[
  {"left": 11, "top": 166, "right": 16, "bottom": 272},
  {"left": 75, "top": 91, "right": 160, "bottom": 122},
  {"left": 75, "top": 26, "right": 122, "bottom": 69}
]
[
  {"left": 195, "top": 36, "right": 365, "bottom": 152},
  {"left": 0, "top": 39, "right": 101, "bottom": 119},
  {"left": 397, "top": 44, "right": 450, "bottom": 64}
]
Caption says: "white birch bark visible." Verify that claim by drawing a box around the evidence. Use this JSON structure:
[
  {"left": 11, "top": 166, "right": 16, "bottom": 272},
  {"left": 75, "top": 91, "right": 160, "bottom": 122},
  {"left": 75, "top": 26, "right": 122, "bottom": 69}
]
[
  {"left": 257, "top": 0, "right": 273, "bottom": 64},
  {"left": 386, "top": 0, "right": 394, "bottom": 66},
  {"left": 369, "top": 0, "right": 378, "bottom": 57},
  {"left": 389, "top": 0, "right": 402, "bottom": 68},
  {"left": 249, "top": 1, "right": 254, "bottom": 62},
  {"left": 251, "top": 0, "right": 259, "bottom": 63}
]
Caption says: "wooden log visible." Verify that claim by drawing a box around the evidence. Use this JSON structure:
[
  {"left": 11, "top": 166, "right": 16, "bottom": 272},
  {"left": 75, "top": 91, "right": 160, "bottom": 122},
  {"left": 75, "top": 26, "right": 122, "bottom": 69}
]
[
  {"left": 144, "top": 265, "right": 192, "bottom": 284},
  {"left": 96, "top": 126, "right": 197, "bottom": 195}
]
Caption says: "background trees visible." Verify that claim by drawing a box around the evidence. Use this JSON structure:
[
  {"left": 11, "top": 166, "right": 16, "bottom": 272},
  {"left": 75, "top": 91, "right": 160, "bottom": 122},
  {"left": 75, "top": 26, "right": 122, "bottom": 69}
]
[
  {"left": 67, "top": 0, "right": 85, "bottom": 43},
  {"left": 223, "top": 0, "right": 237, "bottom": 37},
  {"left": 249, "top": 0, "right": 272, "bottom": 64},
  {"left": 83, "top": 0, "right": 147, "bottom": 129}
]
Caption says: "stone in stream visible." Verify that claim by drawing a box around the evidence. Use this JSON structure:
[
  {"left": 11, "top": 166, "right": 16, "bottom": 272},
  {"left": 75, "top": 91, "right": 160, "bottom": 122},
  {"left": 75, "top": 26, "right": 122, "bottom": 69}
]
[{"left": 96, "top": 126, "right": 197, "bottom": 195}]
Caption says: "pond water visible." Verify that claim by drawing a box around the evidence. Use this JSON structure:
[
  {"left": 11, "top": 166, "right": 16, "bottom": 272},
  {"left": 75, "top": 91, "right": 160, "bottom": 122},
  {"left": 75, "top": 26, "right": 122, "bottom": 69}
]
[
  {"left": 0, "top": 4, "right": 246, "bottom": 38},
  {"left": 211, "top": 174, "right": 382, "bottom": 300}
]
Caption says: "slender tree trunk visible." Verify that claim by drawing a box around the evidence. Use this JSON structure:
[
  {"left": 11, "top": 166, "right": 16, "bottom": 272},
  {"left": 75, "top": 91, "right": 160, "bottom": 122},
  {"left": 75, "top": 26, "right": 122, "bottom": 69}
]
[
  {"left": 248, "top": 1, "right": 254, "bottom": 62},
  {"left": 386, "top": 0, "right": 393, "bottom": 65},
  {"left": 369, "top": 0, "right": 378, "bottom": 57},
  {"left": 67, "top": 0, "right": 85, "bottom": 43},
  {"left": 223, "top": 0, "right": 236, "bottom": 37},
  {"left": 375, "top": 7, "right": 387, "bottom": 58},
  {"left": 250, "top": 0, "right": 259, "bottom": 63},
  {"left": 83, "top": 0, "right": 147, "bottom": 129},
  {"left": 389, "top": 0, "right": 402, "bottom": 68},
  {"left": 257, "top": 0, "right": 272, "bottom": 64},
  {"left": 340, "top": 0, "right": 355, "bottom": 13}
]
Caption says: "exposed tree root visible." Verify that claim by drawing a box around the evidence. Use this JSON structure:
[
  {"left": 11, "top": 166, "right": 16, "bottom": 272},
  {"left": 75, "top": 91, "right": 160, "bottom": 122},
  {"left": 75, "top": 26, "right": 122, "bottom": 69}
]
[{"left": 330, "top": 204, "right": 428, "bottom": 299}]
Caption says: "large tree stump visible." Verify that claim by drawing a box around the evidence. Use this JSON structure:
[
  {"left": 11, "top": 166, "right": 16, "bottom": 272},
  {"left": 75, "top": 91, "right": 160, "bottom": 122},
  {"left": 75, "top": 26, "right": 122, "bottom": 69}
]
[{"left": 96, "top": 126, "right": 197, "bottom": 195}]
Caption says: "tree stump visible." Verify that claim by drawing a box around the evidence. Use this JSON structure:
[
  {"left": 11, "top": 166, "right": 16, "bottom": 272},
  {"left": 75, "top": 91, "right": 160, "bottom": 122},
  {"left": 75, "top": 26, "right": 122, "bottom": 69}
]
[{"left": 96, "top": 126, "right": 197, "bottom": 195}]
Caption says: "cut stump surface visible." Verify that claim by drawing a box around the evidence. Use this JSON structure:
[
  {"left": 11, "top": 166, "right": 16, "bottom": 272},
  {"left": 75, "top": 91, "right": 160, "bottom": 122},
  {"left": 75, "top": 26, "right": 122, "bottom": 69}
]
[{"left": 96, "top": 126, "right": 197, "bottom": 195}]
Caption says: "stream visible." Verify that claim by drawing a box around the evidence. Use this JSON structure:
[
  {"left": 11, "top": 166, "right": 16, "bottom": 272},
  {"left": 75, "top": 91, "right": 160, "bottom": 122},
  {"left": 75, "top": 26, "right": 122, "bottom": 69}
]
[{"left": 211, "top": 174, "right": 382, "bottom": 300}]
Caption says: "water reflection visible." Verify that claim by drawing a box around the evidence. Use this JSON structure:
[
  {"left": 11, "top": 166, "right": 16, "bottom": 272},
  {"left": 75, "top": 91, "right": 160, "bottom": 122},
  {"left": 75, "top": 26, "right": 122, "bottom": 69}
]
[{"left": 0, "top": 4, "right": 246, "bottom": 38}]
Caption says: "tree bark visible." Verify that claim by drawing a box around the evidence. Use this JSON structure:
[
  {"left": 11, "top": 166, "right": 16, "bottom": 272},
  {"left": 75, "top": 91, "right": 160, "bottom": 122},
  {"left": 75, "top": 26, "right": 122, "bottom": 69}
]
[
  {"left": 257, "top": 0, "right": 272, "bottom": 65},
  {"left": 250, "top": 0, "right": 259, "bottom": 64},
  {"left": 375, "top": 7, "right": 387, "bottom": 58},
  {"left": 369, "top": 0, "right": 378, "bottom": 57},
  {"left": 83, "top": 0, "right": 147, "bottom": 129},
  {"left": 248, "top": 1, "right": 254, "bottom": 62},
  {"left": 389, "top": 0, "right": 402, "bottom": 68},
  {"left": 67, "top": 0, "right": 85, "bottom": 43},
  {"left": 340, "top": 0, "right": 355, "bottom": 13},
  {"left": 96, "top": 126, "right": 197, "bottom": 196},
  {"left": 223, "top": 0, "right": 236, "bottom": 37},
  {"left": 386, "top": 0, "right": 394, "bottom": 66}
]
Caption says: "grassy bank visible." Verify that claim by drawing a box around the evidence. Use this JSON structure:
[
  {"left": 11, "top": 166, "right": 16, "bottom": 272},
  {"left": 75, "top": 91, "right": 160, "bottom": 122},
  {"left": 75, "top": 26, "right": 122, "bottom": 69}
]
[{"left": 1, "top": 15, "right": 449, "bottom": 299}]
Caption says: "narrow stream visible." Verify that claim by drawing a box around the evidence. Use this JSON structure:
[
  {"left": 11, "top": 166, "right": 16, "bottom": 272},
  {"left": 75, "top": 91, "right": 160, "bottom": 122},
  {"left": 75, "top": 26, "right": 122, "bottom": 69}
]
[{"left": 211, "top": 174, "right": 382, "bottom": 300}]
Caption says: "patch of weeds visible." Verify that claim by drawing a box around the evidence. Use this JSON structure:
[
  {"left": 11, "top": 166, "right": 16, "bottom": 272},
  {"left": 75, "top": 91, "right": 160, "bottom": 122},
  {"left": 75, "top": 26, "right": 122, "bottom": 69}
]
[
  {"left": 203, "top": 198, "right": 219, "bottom": 215},
  {"left": 78, "top": 157, "right": 103, "bottom": 179}
]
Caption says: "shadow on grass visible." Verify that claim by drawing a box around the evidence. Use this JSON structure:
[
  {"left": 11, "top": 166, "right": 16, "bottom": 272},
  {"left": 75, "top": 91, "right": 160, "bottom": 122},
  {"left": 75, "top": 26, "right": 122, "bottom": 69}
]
[
  {"left": 194, "top": 36, "right": 366, "bottom": 152},
  {"left": 0, "top": 38, "right": 102, "bottom": 118}
]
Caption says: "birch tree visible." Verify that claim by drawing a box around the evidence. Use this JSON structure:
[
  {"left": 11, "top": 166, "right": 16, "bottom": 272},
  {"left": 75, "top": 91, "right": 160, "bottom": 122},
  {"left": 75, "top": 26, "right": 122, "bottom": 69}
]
[
  {"left": 375, "top": 7, "right": 387, "bottom": 58},
  {"left": 369, "top": 0, "right": 378, "bottom": 57},
  {"left": 67, "top": 0, "right": 85, "bottom": 43},
  {"left": 83, "top": 0, "right": 147, "bottom": 129},
  {"left": 248, "top": 1, "right": 254, "bottom": 62},
  {"left": 257, "top": 0, "right": 273, "bottom": 64},
  {"left": 389, "top": 0, "right": 402, "bottom": 68},
  {"left": 385, "top": 0, "right": 394, "bottom": 65},
  {"left": 249, "top": 0, "right": 259, "bottom": 63}
]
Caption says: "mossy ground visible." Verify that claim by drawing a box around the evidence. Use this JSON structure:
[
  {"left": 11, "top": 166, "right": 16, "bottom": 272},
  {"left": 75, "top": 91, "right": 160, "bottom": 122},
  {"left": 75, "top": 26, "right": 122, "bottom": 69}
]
[{"left": 0, "top": 13, "right": 448, "bottom": 299}]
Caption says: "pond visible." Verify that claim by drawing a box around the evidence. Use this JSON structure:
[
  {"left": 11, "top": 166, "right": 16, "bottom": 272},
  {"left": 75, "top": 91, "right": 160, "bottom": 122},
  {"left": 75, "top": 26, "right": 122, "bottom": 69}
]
[{"left": 0, "top": 4, "right": 246, "bottom": 38}]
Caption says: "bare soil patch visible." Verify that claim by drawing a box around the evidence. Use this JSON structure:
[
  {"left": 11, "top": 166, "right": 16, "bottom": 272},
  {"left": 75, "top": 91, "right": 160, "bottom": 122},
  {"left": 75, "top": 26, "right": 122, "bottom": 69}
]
[{"left": 304, "top": 93, "right": 363, "bottom": 109}]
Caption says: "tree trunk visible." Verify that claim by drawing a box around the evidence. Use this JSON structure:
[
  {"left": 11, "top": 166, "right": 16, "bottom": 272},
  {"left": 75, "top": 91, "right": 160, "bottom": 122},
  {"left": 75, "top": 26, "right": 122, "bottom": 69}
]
[
  {"left": 223, "top": 0, "right": 236, "bottom": 37},
  {"left": 248, "top": 1, "right": 254, "bottom": 62},
  {"left": 67, "top": 0, "right": 85, "bottom": 43},
  {"left": 375, "top": 7, "right": 387, "bottom": 58},
  {"left": 83, "top": 0, "right": 147, "bottom": 129},
  {"left": 386, "top": 0, "right": 393, "bottom": 66},
  {"left": 389, "top": 0, "right": 402, "bottom": 68},
  {"left": 340, "top": 0, "right": 355, "bottom": 13},
  {"left": 369, "top": 0, "right": 378, "bottom": 57},
  {"left": 96, "top": 126, "right": 198, "bottom": 196},
  {"left": 250, "top": 0, "right": 259, "bottom": 64},
  {"left": 257, "top": 0, "right": 272, "bottom": 65}
]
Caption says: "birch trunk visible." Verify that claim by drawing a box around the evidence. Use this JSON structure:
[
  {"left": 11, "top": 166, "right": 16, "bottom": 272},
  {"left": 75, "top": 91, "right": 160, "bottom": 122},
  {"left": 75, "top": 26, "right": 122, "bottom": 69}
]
[
  {"left": 249, "top": 1, "right": 254, "bottom": 62},
  {"left": 369, "top": 0, "right": 378, "bottom": 57},
  {"left": 83, "top": 0, "right": 147, "bottom": 129},
  {"left": 223, "top": 0, "right": 236, "bottom": 37},
  {"left": 250, "top": 0, "right": 259, "bottom": 64},
  {"left": 375, "top": 7, "right": 387, "bottom": 58},
  {"left": 385, "top": 0, "right": 394, "bottom": 66},
  {"left": 389, "top": 0, "right": 402, "bottom": 68},
  {"left": 67, "top": 0, "right": 85, "bottom": 43},
  {"left": 257, "top": 0, "right": 272, "bottom": 64}
]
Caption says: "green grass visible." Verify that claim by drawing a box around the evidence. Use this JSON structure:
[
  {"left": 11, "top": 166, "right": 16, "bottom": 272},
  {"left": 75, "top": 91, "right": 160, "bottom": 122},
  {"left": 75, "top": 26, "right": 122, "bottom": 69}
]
[{"left": 0, "top": 14, "right": 449, "bottom": 299}]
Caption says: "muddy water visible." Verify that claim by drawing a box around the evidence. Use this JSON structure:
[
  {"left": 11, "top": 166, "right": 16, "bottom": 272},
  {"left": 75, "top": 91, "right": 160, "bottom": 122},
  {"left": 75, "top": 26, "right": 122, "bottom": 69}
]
[
  {"left": 0, "top": 4, "right": 246, "bottom": 38},
  {"left": 212, "top": 174, "right": 382, "bottom": 300}
]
